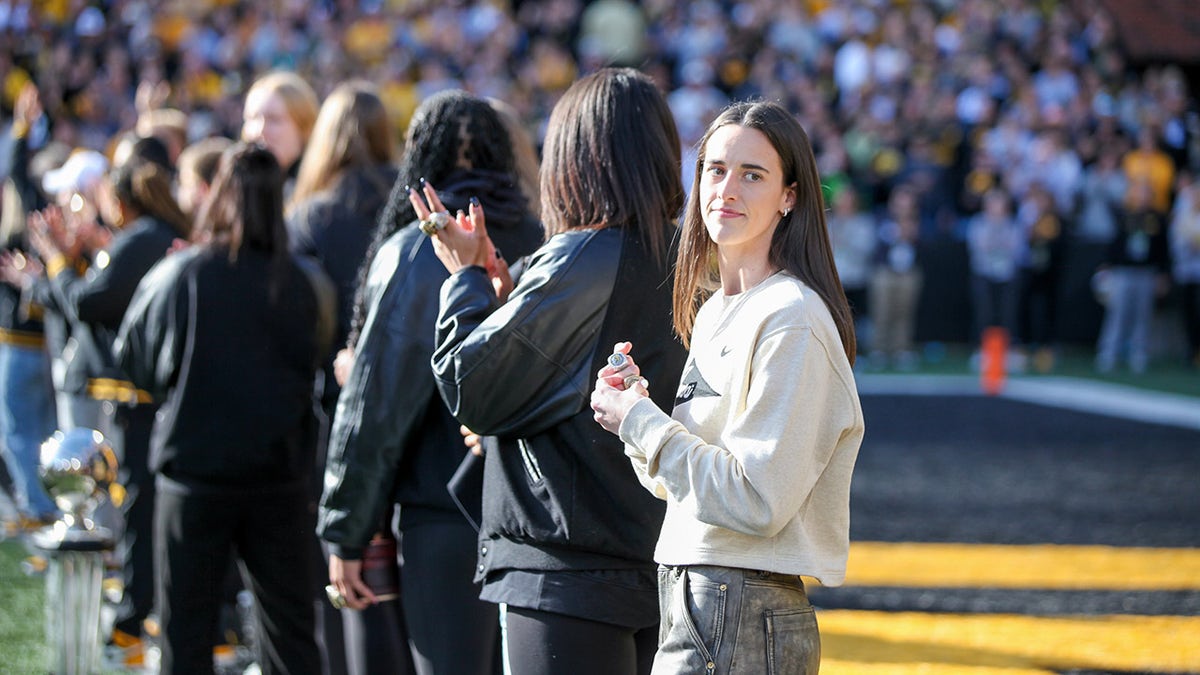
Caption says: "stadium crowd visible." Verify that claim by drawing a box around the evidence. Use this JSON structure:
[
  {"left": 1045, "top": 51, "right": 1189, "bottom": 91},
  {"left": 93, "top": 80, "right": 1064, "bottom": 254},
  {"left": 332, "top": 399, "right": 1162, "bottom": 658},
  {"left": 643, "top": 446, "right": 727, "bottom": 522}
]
[
  {"left": 3, "top": 0, "right": 1198, "bottom": 369},
  {"left": 0, "top": 0, "right": 1198, "bottom": 672}
]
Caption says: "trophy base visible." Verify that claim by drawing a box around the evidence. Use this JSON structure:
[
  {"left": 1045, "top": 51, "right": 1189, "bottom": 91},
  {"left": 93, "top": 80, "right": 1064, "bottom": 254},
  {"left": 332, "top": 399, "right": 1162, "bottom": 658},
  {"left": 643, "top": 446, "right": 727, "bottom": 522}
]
[{"left": 30, "top": 523, "right": 115, "bottom": 553}]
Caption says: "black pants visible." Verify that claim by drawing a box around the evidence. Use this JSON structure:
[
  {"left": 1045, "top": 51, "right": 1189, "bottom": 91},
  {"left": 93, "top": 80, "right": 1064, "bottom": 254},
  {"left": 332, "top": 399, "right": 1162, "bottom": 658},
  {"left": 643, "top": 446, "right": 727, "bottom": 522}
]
[
  {"left": 399, "top": 517, "right": 499, "bottom": 675},
  {"left": 105, "top": 402, "right": 156, "bottom": 638},
  {"left": 321, "top": 530, "right": 414, "bottom": 675},
  {"left": 504, "top": 606, "right": 656, "bottom": 675},
  {"left": 155, "top": 478, "right": 321, "bottom": 674},
  {"left": 1182, "top": 281, "right": 1200, "bottom": 361},
  {"left": 1023, "top": 273, "right": 1059, "bottom": 347},
  {"left": 340, "top": 596, "right": 413, "bottom": 675}
]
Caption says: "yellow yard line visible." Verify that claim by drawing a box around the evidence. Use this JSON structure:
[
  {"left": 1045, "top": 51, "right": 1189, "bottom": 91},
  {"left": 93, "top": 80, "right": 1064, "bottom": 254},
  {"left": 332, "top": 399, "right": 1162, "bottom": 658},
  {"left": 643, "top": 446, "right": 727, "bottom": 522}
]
[
  {"left": 834, "top": 542, "right": 1200, "bottom": 590},
  {"left": 818, "top": 610, "right": 1200, "bottom": 673},
  {"left": 822, "top": 663, "right": 1055, "bottom": 675}
]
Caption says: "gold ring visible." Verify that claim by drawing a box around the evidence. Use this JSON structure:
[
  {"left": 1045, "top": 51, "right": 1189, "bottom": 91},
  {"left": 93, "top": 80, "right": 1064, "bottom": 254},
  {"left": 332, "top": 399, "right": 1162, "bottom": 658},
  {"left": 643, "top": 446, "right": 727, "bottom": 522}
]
[
  {"left": 419, "top": 211, "right": 452, "bottom": 235},
  {"left": 623, "top": 374, "right": 646, "bottom": 390},
  {"left": 325, "top": 584, "right": 347, "bottom": 609}
]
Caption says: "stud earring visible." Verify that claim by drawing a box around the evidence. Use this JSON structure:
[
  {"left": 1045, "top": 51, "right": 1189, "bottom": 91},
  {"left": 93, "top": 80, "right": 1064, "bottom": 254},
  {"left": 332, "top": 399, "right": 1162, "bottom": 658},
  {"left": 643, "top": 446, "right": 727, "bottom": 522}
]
[{"left": 782, "top": 208, "right": 791, "bottom": 217}]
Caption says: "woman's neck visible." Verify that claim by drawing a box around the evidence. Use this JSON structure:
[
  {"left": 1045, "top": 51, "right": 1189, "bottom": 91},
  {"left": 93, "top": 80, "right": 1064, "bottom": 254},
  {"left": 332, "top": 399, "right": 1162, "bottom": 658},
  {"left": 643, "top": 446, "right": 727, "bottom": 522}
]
[{"left": 718, "top": 251, "right": 779, "bottom": 295}]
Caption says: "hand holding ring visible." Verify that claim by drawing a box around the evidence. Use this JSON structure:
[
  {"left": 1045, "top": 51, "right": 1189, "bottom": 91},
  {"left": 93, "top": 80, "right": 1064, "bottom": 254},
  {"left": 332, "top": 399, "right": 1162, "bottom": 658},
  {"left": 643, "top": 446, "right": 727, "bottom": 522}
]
[{"left": 325, "top": 584, "right": 347, "bottom": 610}]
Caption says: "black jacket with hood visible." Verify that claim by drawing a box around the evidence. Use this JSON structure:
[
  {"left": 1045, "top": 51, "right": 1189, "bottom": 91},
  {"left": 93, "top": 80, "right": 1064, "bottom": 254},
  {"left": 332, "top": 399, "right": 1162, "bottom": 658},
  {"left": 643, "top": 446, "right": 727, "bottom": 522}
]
[{"left": 317, "top": 171, "right": 543, "bottom": 558}]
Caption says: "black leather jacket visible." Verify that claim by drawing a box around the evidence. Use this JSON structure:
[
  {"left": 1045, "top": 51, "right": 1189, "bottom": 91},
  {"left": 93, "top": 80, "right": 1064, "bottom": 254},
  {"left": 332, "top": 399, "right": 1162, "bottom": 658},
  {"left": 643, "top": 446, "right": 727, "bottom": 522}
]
[
  {"left": 317, "top": 212, "right": 543, "bottom": 559},
  {"left": 433, "top": 225, "right": 688, "bottom": 578}
]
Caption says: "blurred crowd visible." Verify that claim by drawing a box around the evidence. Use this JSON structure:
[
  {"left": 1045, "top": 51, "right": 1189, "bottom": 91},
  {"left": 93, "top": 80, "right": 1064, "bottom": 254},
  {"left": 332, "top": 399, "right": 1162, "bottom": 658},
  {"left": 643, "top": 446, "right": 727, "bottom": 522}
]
[
  {"left": 2, "top": 0, "right": 1199, "bottom": 374},
  {"left": 1, "top": 0, "right": 1199, "bottom": 669}
]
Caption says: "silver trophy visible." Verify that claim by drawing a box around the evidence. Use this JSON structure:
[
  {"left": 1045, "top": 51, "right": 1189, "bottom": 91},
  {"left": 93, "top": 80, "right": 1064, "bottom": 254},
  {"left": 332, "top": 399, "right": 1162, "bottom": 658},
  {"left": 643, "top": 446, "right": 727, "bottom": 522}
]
[
  {"left": 31, "top": 428, "right": 120, "bottom": 675},
  {"left": 36, "top": 428, "right": 119, "bottom": 544}
]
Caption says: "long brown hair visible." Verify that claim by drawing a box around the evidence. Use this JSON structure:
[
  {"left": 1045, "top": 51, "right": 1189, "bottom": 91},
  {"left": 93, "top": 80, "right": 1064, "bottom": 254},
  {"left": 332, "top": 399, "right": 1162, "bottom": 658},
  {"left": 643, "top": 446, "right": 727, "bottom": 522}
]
[
  {"left": 539, "top": 67, "right": 683, "bottom": 264},
  {"left": 110, "top": 160, "right": 190, "bottom": 238},
  {"left": 289, "top": 80, "right": 393, "bottom": 209},
  {"left": 674, "top": 101, "right": 856, "bottom": 363}
]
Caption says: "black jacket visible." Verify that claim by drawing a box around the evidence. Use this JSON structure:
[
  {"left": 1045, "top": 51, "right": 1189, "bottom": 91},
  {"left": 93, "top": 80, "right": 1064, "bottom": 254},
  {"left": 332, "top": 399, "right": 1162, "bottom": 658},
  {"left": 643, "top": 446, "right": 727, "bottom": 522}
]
[
  {"left": 432, "top": 225, "right": 687, "bottom": 578},
  {"left": 317, "top": 204, "right": 543, "bottom": 559},
  {"left": 288, "top": 166, "right": 396, "bottom": 408},
  {"left": 114, "top": 246, "right": 329, "bottom": 488},
  {"left": 38, "top": 215, "right": 178, "bottom": 401},
  {"left": 1108, "top": 207, "right": 1171, "bottom": 272}
]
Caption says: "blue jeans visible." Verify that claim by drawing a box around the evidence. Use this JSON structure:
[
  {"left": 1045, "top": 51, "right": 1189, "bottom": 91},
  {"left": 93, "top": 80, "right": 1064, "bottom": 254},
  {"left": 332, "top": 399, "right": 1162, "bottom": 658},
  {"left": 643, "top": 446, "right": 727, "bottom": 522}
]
[
  {"left": 0, "top": 343, "right": 58, "bottom": 517},
  {"left": 654, "top": 565, "right": 820, "bottom": 674},
  {"left": 1096, "top": 267, "right": 1158, "bottom": 372}
]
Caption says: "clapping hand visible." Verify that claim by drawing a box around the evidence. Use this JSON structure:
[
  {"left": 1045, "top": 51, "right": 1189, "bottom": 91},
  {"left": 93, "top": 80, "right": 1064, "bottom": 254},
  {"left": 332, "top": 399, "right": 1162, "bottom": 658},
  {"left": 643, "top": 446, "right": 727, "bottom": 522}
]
[{"left": 0, "top": 250, "right": 42, "bottom": 289}]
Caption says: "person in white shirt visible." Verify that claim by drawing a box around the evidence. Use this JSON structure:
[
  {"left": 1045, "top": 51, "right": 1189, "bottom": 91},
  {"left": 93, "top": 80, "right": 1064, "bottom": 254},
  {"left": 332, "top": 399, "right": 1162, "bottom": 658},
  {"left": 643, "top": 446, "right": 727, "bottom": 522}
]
[{"left": 591, "top": 100, "right": 864, "bottom": 674}]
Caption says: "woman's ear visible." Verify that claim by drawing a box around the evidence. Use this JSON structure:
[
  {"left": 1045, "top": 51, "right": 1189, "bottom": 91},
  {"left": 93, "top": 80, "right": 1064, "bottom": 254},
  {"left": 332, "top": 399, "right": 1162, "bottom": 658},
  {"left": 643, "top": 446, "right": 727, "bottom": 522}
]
[{"left": 781, "top": 183, "right": 797, "bottom": 216}]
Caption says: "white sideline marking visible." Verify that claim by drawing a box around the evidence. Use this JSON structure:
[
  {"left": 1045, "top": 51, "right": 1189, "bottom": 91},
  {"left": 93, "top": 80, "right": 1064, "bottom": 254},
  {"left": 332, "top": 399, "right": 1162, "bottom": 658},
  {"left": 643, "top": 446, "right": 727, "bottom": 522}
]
[{"left": 857, "top": 374, "right": 1200, "bottom": 431}]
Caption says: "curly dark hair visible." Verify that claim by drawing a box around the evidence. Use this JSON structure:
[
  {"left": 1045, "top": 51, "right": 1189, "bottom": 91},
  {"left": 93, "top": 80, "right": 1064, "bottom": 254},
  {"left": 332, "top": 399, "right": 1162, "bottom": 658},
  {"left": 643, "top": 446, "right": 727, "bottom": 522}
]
[{"left": 347, "top": 90, "right": 517, "bottom": 347}]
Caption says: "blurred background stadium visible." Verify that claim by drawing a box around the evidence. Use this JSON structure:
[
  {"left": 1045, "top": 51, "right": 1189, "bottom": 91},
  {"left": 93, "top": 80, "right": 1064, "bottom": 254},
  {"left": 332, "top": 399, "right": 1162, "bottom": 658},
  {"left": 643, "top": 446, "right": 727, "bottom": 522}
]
[{"left": 2, "top": 0, "right": 1199, "bottom": 672}]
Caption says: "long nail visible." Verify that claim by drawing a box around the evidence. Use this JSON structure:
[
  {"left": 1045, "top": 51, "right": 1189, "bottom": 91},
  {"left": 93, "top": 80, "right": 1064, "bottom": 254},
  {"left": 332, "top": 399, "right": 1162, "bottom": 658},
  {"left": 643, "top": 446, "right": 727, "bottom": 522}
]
[
  {"left": 419, "top": 177, "right": 427, "bottom": 187},
  {"left": 470, "top": 196, "right": 480, "bottom": 207},
  {"left": 404, "top": 184, "right": 412, "bottom": 194}
]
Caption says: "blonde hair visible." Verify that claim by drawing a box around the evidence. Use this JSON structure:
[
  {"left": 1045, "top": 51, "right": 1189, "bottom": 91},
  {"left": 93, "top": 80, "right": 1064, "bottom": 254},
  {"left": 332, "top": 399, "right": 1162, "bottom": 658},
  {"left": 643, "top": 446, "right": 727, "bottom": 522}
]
[
  {"left": 290, "top": 81, "right": 393, "bottom": 208},
  {"left": 245, "top": 71, "right": 319, "bottom": 143}
]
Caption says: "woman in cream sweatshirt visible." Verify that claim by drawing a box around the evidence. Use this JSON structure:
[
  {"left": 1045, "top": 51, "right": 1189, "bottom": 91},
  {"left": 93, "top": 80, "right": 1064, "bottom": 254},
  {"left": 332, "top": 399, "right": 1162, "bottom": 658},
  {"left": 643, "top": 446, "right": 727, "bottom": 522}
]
[{"left": 591, "top": 101, "right": 865, "bottom": 674}]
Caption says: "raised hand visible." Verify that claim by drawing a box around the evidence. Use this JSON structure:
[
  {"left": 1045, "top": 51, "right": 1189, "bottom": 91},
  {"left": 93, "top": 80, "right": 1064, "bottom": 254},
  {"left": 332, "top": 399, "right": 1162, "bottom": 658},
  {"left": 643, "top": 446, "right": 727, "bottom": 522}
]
[{"left": 409, "top": 182, "right": 507, "bottom": 296}]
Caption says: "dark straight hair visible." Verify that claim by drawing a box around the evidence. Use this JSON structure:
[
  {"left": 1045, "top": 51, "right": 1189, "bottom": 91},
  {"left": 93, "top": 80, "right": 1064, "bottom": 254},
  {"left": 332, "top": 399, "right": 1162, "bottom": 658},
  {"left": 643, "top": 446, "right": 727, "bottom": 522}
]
[
  {"left": 539, "top": 67, "right": 683, "bottom": 265},
  {"left": 674, "top": 101, "right": 856, "bottom": 363},
  {"left": 192, "top": 143, "right": 291, "bottom": 297}
]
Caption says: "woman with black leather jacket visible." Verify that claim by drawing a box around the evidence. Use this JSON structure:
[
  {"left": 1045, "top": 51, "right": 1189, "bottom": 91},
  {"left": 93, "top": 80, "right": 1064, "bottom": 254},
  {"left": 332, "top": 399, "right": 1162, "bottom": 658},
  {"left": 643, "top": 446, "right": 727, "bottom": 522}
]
[
  {"left": 418, "top": 68, "right": 688, "bottom": 675},
  {"left": 317, "top": 90, "right": 543, "bottom": 675}
]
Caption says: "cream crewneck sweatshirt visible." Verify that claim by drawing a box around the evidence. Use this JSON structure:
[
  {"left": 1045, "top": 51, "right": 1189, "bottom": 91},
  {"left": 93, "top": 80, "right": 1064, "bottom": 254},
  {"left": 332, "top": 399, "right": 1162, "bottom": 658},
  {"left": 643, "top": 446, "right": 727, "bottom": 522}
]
[{"left": 619, "top": 272, "right": 864, "bottom": 586}]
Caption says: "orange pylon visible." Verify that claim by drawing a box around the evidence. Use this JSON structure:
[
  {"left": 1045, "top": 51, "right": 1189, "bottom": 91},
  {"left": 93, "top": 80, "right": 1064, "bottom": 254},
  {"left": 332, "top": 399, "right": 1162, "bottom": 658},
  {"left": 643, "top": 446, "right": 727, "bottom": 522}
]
[{"left": 981, "top": 327, "right": 1008, "bottom": 396}]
